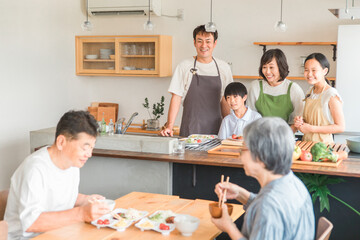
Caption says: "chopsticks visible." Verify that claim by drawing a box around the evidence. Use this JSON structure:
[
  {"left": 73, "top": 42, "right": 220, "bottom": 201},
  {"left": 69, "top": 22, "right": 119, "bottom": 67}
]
[{"left": 218, "top": 175, "right": 230, "bottom": 207}]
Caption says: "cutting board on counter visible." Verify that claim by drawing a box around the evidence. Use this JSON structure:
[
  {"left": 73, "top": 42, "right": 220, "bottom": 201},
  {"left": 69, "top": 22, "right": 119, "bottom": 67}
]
[
  {"left": 293, "top": 141, "right": 348, "bottom": 167},
  {"left": 221, "top": 139, "right": 244, "bottom": 146},
  {"left": 207, "top": 145, "right": 243, "bottom": 156}
]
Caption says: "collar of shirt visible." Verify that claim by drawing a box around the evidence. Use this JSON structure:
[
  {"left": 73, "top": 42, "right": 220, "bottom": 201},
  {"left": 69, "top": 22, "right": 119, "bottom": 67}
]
[{"left": 229, "top": 107, "right": 252, "bottom": 122}]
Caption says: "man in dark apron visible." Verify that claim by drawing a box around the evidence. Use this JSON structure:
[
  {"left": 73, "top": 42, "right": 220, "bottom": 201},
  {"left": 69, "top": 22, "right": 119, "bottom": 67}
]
[{"left": 161, "top": 25, "right": 233, "bottom": 137}]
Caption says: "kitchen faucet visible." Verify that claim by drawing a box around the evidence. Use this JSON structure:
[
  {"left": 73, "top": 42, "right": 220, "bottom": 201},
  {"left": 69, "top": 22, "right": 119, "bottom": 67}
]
[{"left": 121, "top": 112, "right": 138, "bottom": 134}]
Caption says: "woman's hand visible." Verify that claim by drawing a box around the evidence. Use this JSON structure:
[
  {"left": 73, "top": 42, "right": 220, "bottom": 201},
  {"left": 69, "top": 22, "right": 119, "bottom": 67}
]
[
  {"left": 211, "top": 204, "right": 243, "bottom": 240},
  {"left": 298, "top": 123, "right": 313, "bottom": 134},
  {"left": 293, "top": 116, "right": 304, "bottom": 129}
]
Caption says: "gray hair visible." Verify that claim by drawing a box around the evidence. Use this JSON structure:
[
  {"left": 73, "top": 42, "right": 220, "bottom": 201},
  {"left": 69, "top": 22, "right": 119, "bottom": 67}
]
[{"left": 243, "top": 117, "right": 294, "bottom": 175}]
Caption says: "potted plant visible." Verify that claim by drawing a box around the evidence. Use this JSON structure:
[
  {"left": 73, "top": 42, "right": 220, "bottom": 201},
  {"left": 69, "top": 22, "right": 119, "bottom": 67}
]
[{"left": 142, "top": 96, "right": 165, "bottom": 130}]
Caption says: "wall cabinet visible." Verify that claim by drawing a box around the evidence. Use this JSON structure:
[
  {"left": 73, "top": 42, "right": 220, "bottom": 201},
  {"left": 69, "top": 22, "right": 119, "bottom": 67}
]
[{"left": 75, "top": 35, "right": 172, "bottom": 77}]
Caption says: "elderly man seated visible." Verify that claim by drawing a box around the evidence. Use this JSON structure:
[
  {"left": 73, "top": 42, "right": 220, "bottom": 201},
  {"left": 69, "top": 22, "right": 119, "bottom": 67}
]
[
  {"left": 212, "top": 117, "right": 315, "bottom": 240},
  {"left": 5, "top": 110, "right": 110, "bottom": 240}
]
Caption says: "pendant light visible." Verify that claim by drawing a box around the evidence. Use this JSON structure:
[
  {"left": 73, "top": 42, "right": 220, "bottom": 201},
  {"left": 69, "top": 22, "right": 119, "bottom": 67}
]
[
  {"left": 205, "top": 0, "right": 217, "bottom": 32},
  {"left": 81, "top": 0, "right": 92, "bottom": 31},
  {"left": 144, "top": 0, "right": 155, "bottom": 31},
  {"left": 274, "top": 0, "right": 287, "bottom": 32}
]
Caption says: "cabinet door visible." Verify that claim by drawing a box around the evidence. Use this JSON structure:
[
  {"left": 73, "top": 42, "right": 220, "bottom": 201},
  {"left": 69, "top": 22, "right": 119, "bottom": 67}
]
[
  {"left": 115, "top": 37, "right": 158, "bottom": 75},
  {"left": 76, "top": 38, "right": 116, "bottom": 74}
]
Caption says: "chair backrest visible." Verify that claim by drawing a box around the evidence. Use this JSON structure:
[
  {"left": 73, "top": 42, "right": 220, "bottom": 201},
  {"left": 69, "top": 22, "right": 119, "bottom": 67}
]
[
  {"left": 0, "top": 220, "right": 8, "bottom": 240},
  {"left": 316, "top": 217, "right": 333, "bottom": 240},
  {"left": 0, "top": 190, "right": 9, "bottom": 221}
]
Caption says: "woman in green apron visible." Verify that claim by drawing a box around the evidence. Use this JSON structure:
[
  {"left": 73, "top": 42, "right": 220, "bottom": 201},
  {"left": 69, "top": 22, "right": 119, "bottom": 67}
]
[
  {"left": 294, "top": 53, "right": 345, "bottom": 143},
  {"left": 248, "top": 49, "right": 305, "bottom": 132}
]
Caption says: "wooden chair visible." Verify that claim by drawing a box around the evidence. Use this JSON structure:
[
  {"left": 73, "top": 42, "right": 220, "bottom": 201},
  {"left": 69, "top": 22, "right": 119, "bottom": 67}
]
[
  {"left": 0, "top": 190, "right": 9, "bottom": 221},
  {"left": 0, "top": 220, "right": 7, "bottom": 240},
  {"left": 316, "top": 217, "right": 333, "bottom": 240}
]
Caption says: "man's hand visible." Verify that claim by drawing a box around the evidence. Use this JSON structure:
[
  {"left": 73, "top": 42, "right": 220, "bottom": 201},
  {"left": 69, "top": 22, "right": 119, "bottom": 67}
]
[
  {"left": 81, "top": 201, "right": 110, "bottom": 223},
  {"left": 160, "top": 126, "right": 174, "bottom": 137}
]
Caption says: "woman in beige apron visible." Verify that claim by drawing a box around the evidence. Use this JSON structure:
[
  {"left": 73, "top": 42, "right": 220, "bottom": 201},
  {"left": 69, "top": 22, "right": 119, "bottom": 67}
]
[{"left": 294, "top": 53, "right": 345, "bottom": 143}]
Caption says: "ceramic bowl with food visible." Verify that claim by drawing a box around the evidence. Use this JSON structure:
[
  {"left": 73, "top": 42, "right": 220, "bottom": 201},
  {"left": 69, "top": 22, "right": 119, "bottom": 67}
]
[
  {"left": 209, "top": 202, "right": 233, "bottom": 218},
  {"left": 174, "top": 214, "right": 200, "bottom": 237},
  {"left": 346, "top": 136, "right": 360, "bottom": 153}
]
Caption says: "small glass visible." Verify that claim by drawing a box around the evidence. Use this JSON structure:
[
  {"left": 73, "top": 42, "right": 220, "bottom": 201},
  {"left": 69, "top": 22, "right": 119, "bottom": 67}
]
[{"left": 173, "top": 140, "right": 185, "bottom": 155}]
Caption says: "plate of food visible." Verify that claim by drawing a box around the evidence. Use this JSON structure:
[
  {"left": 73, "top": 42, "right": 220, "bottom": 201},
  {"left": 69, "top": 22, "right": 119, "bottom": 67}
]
[
  {"left": 183, "top": 134, "right": 218, "bottom": 146},
  {"left": 111, "top": 208, "right": 148, "bottom": 222},
  {"left": 221, "top": 134, "right": 244, "bottom": 146},
  {"left": 135, "top": 210, "right": 176, "bottom": 235},
  {"left": 91, "top": 213, "right": 117, "bottom": 229},
  {"left": 91, "top": 208, "right": 148, "bottom": 231}
]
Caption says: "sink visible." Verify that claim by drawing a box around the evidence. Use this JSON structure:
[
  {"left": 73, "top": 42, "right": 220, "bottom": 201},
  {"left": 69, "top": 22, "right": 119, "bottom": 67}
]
[{"left": 95, "top": 134, "right": 177, "bottom": 154}]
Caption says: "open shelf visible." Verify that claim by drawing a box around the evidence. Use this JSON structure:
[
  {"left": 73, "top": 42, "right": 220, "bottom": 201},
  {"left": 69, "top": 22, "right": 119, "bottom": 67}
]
[
  {"left": 253, "top": 41, "right": 337, "bottom": 61},
  {"left": 233, "top": 75, "right": 336, "bottom": 81}
]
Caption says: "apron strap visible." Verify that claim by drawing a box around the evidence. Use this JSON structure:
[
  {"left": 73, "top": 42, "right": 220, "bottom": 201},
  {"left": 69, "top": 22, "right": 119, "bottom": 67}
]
[
  {"left": 259, "top": 80, "right": 264, "bottom": 94},
  {"left": 287, "top": 82, "right": 293, "bottom": 94}
]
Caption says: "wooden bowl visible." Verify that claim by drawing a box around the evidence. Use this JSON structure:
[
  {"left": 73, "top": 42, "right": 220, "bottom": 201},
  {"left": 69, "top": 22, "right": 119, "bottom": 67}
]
[
  {"left": 109, "top": 54, "right": 115, "bottom": 60},
  {"left": 209, "top": 202, "right": 233, "bottom": 218}
]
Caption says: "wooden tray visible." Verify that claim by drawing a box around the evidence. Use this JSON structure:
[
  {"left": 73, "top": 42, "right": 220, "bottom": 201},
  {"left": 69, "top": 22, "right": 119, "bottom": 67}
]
[
  {"left": 207, "top": 145, "right": 242, "bottom": 156},
  {"left": 221, "top": 139, "right": 244, "bottom": 146},
  {"left": 293, "top": 141, "right": 348, "bottom": 167}
]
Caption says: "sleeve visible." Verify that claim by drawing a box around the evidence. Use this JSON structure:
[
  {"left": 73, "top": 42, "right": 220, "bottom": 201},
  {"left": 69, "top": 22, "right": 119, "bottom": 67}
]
[
  {"left": 288, "top": 82, "right": 305, "bottom": 124},
  {"left": 218, "top": 119, "right": 228, "bottom": 139},
  {"left": 168, "top": 63, "right": 186, "bottom": 97},
  {"left": 18, "top": 167, "right": 47, "bottom": 232},
  {"left": 246, "top": 201, "right": 286, "bottom": 240},
  {"left": 243, "top": 192, "right": 257, "bottom": 210},
  {"left": 247, "top": 81, "right": 260, "bottom": 112},
  {"left": 220, "top": 62, "right": 234, "bottom": 97}
]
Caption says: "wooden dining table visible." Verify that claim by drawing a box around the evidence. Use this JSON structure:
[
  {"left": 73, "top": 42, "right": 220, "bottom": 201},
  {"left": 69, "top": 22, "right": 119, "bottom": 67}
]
[{"left": 33, "top": 191, "right": 244, "bottom": 240}]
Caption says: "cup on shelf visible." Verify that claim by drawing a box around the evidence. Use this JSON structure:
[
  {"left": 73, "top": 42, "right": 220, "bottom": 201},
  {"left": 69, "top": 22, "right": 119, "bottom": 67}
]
[
  {"left": 130, "top": 44, "right": 137, "bottom": 55},
  {"left": 140, "top": 45, "right": 146, "bottom": 55}
]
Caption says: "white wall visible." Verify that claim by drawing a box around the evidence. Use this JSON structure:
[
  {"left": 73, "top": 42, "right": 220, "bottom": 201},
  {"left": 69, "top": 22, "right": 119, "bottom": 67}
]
[{"left": 0, "top": 0, "right": 358, "bottom": 189}]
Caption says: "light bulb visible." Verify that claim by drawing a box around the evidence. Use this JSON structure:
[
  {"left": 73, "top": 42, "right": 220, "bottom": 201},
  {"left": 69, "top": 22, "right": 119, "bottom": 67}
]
[
  {"left": 274, "top": 21, "right": 287, "bottom": 32},
  {"left": 144, "top": 20, "right": 154, "bottom": 31},
  {"left": 81, "top": 20, "right": 93, "bottom": 31},
  {"left": 205, "top": 22, "right": 217, "bottom": 32}
]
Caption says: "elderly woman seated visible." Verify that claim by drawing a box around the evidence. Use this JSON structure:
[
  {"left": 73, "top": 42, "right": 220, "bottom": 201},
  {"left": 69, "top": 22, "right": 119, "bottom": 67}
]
[{"left": 211, "top": 117, "right": 315, "bottom": 240}]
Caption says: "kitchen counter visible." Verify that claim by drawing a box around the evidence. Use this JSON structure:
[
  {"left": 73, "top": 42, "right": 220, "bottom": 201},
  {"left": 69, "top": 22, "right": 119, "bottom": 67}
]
[{"left": 92, "top": 148, "right": 360, "bottom": 178}]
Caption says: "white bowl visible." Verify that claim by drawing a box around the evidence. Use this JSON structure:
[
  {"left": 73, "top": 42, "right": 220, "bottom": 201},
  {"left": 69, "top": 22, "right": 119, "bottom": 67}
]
[
  {"left": 99, "top": 199, "right": 116, "bottom": 211},
  {"left": 346, "top": 136, "right": 360, "bottom": 153},
  {"left": 85, "top": 54, "right": 98, "bottom": 59},
  {"left": 174, "top": 214, "right": 200, "bottom": 237}
]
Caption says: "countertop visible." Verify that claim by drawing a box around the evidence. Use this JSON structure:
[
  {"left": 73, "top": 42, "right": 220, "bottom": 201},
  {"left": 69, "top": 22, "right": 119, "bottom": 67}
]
[{"left": 92, "top": 148, "right": 360, "bottom": 178}]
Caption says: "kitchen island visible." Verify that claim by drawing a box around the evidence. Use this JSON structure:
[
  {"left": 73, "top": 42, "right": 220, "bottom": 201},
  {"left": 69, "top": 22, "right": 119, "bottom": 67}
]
[{"left": 30, "top": 129, "right": 360, "bottom": 239}]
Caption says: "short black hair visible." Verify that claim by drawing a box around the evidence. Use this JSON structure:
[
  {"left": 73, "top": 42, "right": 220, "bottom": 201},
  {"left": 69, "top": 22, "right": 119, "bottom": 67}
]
[
  {"left": 224, "top": 82, "right": 248, "bottom": 99},
  {"left": 55, "top": 110, "right": 98, "bottom": 140},
  {"left": 259, "top": 49, "right": 289, "bottom": 82},
  {"left": 193, "top": 25, "right": 218, "bottom": 41}
]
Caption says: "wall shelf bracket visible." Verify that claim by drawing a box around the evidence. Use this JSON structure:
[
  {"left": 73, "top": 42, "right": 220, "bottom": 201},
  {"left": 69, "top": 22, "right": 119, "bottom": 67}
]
[{"left": 332, "top": 44, "right": 337, "bottom": 61}]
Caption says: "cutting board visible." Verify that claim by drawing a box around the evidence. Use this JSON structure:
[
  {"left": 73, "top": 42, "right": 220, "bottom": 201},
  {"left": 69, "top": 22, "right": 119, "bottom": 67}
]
[
  {"left": 221, "top": 139, "right": 244, "bottom": 146},
  {"left": 293, "top": 141, "right": 348, "bottom": 167},
  {"left": 207, "top": 145, "right": 242, "bottom": 156}
]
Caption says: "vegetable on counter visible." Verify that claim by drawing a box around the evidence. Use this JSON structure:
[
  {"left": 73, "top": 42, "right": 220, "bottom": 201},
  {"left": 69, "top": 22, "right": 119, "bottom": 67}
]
[
  {"left": 293, "top": 145, "right": 302, "bottom": 161},
  {"left": 300, "top": 150, "right": 312, "bottom": 162},
  {"left": 310, "top": 142, "right": 338, "bottom": 162}
]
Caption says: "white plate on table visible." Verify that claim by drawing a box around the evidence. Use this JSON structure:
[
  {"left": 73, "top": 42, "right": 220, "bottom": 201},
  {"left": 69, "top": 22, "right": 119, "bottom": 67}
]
[
  {"left": 112, "top": 208, "right": 148, "bottom": 222},
  {"left": 91, "top": 213, "right": 118, "bottom": 229},
  {"left": 183, "top": 134, "right": 218, "bottom": 146},
  {"left": 135, "top": 217, "right": 175, "bottom": 235}
]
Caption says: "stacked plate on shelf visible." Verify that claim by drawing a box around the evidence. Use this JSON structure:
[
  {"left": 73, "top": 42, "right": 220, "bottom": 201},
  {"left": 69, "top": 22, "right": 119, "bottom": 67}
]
[{"left": 100, "top": 49, "right": 115, "bottom": 59}]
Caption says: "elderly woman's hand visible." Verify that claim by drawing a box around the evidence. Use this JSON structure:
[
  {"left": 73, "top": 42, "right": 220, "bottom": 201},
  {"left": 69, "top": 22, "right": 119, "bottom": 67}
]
[
  {"left": 211, "top": 204, "right": 242, "bottom": 239},
  {"left": 215, "top": 182, "right": 240, "bottom": 202}
]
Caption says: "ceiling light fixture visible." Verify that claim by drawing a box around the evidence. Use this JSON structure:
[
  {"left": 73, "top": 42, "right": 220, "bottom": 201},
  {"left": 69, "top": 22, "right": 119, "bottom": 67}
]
[
  {"left": 144, "top": 0, "right": 155, "bottom": 31},
  {"left": 205, "top": 0, "right": 217, "bottom": 32},
  {"left": 329, "top": 0, "right": 359, "bottom": 20},
  {"left": 81, "top": 0, "right": 93, "bottom": 31},
  {"left": 274, "top": 0, "right": 287, "bottom": 32}
]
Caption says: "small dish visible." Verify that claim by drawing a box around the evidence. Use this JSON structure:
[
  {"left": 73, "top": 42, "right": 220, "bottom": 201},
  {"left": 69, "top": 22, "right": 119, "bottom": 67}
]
[
  {"left": 98, "top": 199, "right": 116, "bottom": 211},
  {"left": 85, "top": 54, "right": 98, "bottom": 59},
  {"left": 108, "top": 218, "right": 132, "bottom": 232},
  {"left": 209, "top": 202, "right": 233, "bottom": 218},
  {"left": 174, "top": 214, "right": 200, "bottom": 237},
  {"left": 135, "top": 218, "right": 156, "bottom": 231}
]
